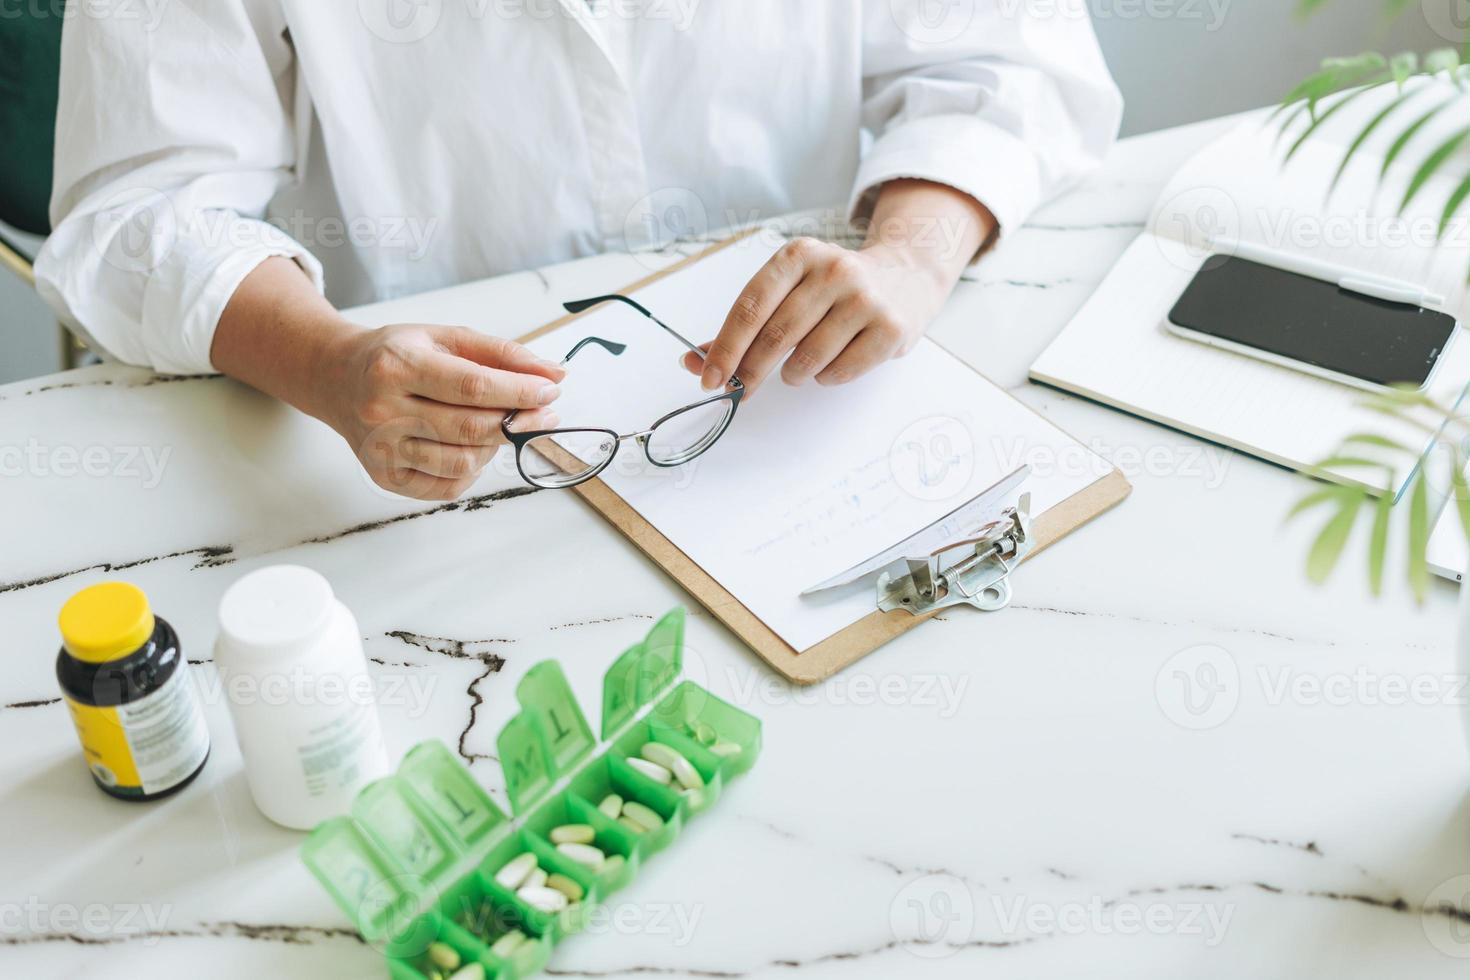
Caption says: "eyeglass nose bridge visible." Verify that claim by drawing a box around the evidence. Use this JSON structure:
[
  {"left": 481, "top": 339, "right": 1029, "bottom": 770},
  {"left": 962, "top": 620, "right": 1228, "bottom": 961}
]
[{"left": 617, "top": 429, "right": 656, "bottom": 446}]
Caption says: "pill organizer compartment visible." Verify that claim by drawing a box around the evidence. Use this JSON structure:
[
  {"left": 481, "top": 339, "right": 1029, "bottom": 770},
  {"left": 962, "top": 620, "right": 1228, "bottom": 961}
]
[
  {"left": 477, "top": 826, "right": 607, "bottom": 940},
  {"left": 611, "top": 719, "right": 724, "bottom": 816},
  {"left": 650, "top": 681, "right": 763, "bottom": 781},
  {"left": 566, "top": 754, "right": 683, "bottom": 859},
  {"left": 302, "top": 609, "right": 760, "bottom": 980},
  {"left": 433, "top": 865, "right": 553, "bottom": 977},
  {"left": 520, "top": 790, "right": 640, "bottom": 893},
  {"left": 396, "top": 909, "right": 539, "bottom": 980},
  {"left": 389, "top": 911, "right": 488, "bottom": 980}
]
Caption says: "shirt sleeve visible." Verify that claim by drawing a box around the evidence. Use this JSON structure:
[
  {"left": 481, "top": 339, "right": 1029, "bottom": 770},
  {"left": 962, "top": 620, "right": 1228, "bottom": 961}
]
[
  {"left": 34, "top": 0, "right": 322, "bottom": 375},
  {"left": 855, "top": 0, "right": 1124, "bottom": 240}
]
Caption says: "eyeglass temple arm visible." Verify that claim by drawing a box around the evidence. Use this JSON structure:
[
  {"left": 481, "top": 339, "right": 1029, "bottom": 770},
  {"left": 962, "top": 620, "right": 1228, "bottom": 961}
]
[
  {"left": 503, "top": 335, "right": 628, "bottom": 430},
  {"left": 563, "top": 294, "right": 709, "bottom": 361},
  {"left": 561, "top": 336, "right": 626, "bottom": 363}
]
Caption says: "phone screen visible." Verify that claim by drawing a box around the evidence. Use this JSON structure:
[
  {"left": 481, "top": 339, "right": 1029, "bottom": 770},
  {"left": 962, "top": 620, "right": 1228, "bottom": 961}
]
[{"left": 1168, "top": 255, "right": 1456, "bottom": 388}]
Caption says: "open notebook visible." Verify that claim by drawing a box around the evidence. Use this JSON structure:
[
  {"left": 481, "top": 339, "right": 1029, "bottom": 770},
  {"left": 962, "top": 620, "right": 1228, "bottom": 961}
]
[
  {"left": 1032, "top": 95, "right": 1470, "bottom": 498},
  {"left": 519, "top": 235, "right": 1121, "bottom": 659}
]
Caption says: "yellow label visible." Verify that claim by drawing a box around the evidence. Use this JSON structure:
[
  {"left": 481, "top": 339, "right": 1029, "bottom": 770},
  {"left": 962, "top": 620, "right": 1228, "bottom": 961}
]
[{"left": 65, "top": 698, "right": 143, "bottom": 795}]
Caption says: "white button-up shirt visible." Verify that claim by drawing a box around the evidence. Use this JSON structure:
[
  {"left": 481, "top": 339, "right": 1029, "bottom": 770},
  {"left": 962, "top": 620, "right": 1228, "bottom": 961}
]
[{"left": 36, "top": 0, "right": 1122, "bottom": 375}]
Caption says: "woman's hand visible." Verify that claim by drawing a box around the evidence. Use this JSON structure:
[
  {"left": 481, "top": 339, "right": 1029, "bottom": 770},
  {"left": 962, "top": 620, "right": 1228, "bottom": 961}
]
[
  {"left": 212, "top": 257, "right": 564, "bottom": 501},
  {"left": 322, "top": 324, "right": 565, "bottom": 500},
  {"left": 685, "top": 180, "right": 996, "bottom": 394}
]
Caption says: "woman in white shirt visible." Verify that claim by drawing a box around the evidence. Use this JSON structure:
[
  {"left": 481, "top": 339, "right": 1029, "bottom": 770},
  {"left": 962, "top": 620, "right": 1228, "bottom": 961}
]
[{"left": 37, "top": 0, "right": 1121, "bottom": 500}]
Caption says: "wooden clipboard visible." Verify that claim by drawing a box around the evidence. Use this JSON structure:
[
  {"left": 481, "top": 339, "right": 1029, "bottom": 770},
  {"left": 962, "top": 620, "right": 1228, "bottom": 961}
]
[{"left": 518, "top": 235, "right": 1132, "bottom": 684}]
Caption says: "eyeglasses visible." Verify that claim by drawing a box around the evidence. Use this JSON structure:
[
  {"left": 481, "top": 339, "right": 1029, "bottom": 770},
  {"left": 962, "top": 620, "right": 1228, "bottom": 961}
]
[{"left": 502, "top": 294, "right": 746, "bottom": 489}]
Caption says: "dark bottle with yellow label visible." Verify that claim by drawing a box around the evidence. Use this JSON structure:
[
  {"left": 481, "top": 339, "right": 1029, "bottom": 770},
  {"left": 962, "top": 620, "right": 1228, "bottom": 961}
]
[{"left": 56, "top": 582, "right": 210, "bottom": 800}]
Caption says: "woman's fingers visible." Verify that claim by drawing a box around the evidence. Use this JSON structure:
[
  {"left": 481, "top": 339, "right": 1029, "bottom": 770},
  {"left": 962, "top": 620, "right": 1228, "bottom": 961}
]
[
  {"left": 362, "top": 407, "right": 561, "bottom": 500},
  {"left": 399, "top": 439, "right": 499, "bottom": 480},
  {"left": 431, "top": 326, "right": 566, "bottom": 382},
  {"left": 781, "top": 297, "right": 873, "bottom": 386},
  {"left": 700, "top": 238, "right": 814, "bottom": 390},
  {"left": 407, "top": 348, "right": 562, "bottom": 409},
  {"left": 730, "top": 273, "right": 840, "bottom": 393},
  {"left": 815, "top": 322, "right": 906, "bottom": 386}
]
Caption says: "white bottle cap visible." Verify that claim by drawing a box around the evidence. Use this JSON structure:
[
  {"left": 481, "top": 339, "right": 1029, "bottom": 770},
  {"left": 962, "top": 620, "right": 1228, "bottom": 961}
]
[{"left": 217, "top": 565, "right": 335, "bottom": 660}]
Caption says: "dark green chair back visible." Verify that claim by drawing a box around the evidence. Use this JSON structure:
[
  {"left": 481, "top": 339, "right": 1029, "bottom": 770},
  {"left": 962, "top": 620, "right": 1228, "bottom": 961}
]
[{"left": 0, "top": 3, "right": 63, "bottom": 236}]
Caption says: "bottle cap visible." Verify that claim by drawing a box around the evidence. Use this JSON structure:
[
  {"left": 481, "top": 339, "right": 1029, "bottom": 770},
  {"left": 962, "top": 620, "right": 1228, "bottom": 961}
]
[
  {"left": 58, "top": 582, "right": 156, "bottom": 663},
  {"left": 217, "top": 565, "right": 335, "bottom": 660}
]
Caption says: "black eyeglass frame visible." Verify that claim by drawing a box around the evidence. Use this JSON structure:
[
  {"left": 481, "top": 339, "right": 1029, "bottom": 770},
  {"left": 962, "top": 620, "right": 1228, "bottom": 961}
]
[{"left": 502, "top": 294, "right": 746, "bottom": 489}]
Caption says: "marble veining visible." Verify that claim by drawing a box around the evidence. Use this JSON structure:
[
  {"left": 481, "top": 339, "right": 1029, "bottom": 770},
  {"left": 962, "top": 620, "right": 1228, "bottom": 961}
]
[{"left": 3, "top": 115, "right": 1469, "bottom": 977}]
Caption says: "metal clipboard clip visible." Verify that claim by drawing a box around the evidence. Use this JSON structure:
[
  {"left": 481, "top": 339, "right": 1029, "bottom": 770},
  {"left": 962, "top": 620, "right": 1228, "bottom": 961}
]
[
  {"left": 876, "top": 494, "right": 1032, "bottom": 616},
  {"left": 801, "top": 465, "right": 1034, "bottom": 617}
]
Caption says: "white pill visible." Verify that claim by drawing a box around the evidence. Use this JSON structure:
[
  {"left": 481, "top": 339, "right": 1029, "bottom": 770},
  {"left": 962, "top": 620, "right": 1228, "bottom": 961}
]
[
  {"left": 550, "top": 824, "right": 596, "bottom": 845},
  {"left": 556, "top": 842, "right": 606, "bottom": 870},
  {"left": 493, "top": 852, "right": 538, "bottom": 890},
  {"left": 597, "top": 794, "right": 624, "bottom": 819},
  {"left": 641, "top": 742, "right": 704, "bottom": 790},
  {"left": 710, "top": 741, "right": 743, "bottom": 758},
  {"left": 524, "top": 867, "right": 547, "bottom": 890},
  {"left": 627, "top": 757, "right": 672, "bottom": 785},
  {"left": 517, "top": 885, "right": 569, "bottom": 913},
  {"left": 620, "top": 801, "right": 665, "bottom": 832}
]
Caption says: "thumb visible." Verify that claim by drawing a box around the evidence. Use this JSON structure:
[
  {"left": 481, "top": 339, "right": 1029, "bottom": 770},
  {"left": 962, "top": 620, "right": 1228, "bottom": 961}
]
[{"left": 433, "top": 326, "right": 566, "bottom": 382}]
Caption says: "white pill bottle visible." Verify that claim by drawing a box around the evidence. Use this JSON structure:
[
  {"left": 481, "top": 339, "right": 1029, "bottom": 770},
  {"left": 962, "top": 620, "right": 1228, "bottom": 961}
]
[{"left": 215, "top": 565, "right": 390, "bottom": 830}]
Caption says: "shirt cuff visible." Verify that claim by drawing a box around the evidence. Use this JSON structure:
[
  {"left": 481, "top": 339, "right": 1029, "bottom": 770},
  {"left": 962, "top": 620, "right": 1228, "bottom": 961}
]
[
  {"left": 140, "top": 220, "right": 325, "bottom": 375},
  {"left": 849, "top": 113, "right": 1045, "bottom": 251}
]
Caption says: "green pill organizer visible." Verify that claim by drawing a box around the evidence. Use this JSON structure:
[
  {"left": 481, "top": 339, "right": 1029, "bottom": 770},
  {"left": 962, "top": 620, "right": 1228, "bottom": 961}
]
[{"left": 300, "top": 608, "right": 761, "bottom": 979}]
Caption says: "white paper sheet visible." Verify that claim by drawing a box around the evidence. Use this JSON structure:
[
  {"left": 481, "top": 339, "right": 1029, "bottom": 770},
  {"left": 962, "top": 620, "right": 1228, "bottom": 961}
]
[{"left": 527, "top": 236, "right": 1110, "bottom": 651}]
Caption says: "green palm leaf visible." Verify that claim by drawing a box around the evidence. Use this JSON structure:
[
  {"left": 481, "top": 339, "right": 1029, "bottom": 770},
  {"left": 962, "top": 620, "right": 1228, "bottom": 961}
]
[
  {"left": 1307, "top": 490, "right": 1364, "bottom": 583},
  {"left": 1408, "top": 474, "right": 1430, "bottom": 601},
  {"left": 1329, "top": 86, "right": 1422, "bottom": 194},
  {"left": 1400, "top": 125, "right": 1470, "bottom": 214},
  {"left": 1439, "top": 171, "right": 1470, "bottom": 237},
  {"left": 1344, "top": 433, "right": 1413, "bottom": 452},
  {"left": 1452, "top": 455, "right": 1470, "bottom": 541},
  {"left": 1368, "top": 490, "right": 1393, "bottom": 594},
  {"left": 1285, "top": 79, "right": 1390, "bottom": 165},
  {"left": 1380, "top": 99, "right": 1454, "bottom": 180}
]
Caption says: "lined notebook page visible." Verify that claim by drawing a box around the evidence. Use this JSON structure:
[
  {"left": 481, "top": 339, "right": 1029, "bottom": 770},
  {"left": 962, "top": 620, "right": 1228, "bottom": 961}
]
[
  {"left": 525, "top": 236, "right": 1111, "bottom": 652},
  {"left": 1033, "top": 98, "right": 1470, "bottom": 495}
]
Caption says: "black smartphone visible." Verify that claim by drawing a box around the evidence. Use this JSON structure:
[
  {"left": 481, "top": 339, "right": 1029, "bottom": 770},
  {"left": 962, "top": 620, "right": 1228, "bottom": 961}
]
[{"left": 1166, "top": 255, "right": 1457, "bottom": 391}]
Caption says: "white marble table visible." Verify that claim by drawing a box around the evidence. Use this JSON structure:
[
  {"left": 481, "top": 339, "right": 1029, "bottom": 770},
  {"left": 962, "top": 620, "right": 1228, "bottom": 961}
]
[{"left": 4, "top": 115, "right": 1469, "bottom": 978}]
